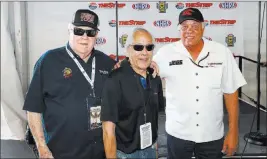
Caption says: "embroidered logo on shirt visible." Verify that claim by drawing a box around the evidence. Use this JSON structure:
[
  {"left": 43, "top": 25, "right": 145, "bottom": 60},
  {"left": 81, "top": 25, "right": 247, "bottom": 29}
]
[
  {"left": 63, "top": 67, "right": 72, "bottom": 78},
  {"left": 99, "top": 70, "right": 109, "bottom": 75},
  {"left": 208, "top": 62, "right": 223, "bottom": 67},
  {"left": 169, "top": 60, "right": 183, "bottom": 66}
]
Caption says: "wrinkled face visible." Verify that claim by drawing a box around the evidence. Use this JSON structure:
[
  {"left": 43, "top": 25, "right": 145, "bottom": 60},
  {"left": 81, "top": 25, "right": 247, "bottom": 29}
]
[
  {"left": 128, "top": 31, "right": 154, "bottom": 71},
  {"left": 179, "top": 20, "right": 204, "bottom": 47},
  {"left": 68, "top": 25, "right": 98, "bottom": 55}
]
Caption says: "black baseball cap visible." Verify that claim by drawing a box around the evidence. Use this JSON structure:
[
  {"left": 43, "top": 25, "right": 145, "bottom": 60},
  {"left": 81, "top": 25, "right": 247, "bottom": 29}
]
[
  {"left": 178, "top": 8, "right": 204, "bottom": 24},
  {"left": 72, "top": 9, "right": 100, "bottom": 31}
]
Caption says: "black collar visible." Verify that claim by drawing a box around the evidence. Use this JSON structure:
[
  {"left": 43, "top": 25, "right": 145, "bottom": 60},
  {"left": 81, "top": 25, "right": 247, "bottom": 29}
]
[{"left": 66, "top": 42, "right": 96, "bottom": 61}]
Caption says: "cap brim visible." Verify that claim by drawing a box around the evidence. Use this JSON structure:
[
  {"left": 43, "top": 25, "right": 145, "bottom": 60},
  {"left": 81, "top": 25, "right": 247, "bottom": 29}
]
[
  {"left": 72, "top": 22, "right": 100, "bottom": 31},
  {"left": 179, "top": 18, "right": 202, "bottom": 24}
]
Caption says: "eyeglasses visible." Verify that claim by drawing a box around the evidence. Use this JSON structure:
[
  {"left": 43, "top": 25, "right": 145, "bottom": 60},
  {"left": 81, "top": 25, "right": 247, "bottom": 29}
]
[
  {"left": 132, "top": 44, "right": 155, "bottom": 51},
  {"left": 73, "top": 28, "right": 97, "bottom": 37}
]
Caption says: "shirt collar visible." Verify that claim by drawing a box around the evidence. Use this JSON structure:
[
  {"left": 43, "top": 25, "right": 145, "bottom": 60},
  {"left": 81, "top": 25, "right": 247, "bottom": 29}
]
[{"left": 66, "top": 42, "right": 96, "bottom": 60}]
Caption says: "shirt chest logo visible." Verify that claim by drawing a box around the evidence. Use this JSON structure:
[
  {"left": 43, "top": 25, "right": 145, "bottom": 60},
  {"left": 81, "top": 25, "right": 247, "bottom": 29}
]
[
  {"left": 169, "top": 60, "right": 183, "bottom": 66},
  {"left": 99, "top": 70, "right": 109, "bottom": 75},
  {"left": 63, "top": 67, "right": 72, "bottom": 78}
]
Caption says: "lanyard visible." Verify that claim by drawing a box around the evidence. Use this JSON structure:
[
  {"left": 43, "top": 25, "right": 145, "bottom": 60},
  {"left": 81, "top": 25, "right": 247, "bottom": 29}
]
[{"left": 65, "top": 46, "right": 96, "bottom": 97}]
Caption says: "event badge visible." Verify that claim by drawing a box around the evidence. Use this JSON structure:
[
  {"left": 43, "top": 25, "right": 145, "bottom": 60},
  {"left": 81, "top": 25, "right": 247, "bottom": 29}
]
[
  {"left": 86, "top": 96, "right": 102, "bottom": 130},
  {"left": 140, "top": 122, "right": 152, "bottom": 149}
]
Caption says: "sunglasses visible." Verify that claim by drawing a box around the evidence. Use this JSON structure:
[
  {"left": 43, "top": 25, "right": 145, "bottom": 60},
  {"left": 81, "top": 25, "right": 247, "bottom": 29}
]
[
  {"left": 73, "top": 28, "right": 97, "bottom": 37},
  {"left": 132, "top": 44, "right": 155, "bottom": 51}
]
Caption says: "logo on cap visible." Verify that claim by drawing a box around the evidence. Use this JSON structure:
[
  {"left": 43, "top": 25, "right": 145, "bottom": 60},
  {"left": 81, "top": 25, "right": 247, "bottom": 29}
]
[
  {"left": 225, "top": 34, "right": 236, "bottom": 47},
  {"left": 119, "top": 34, "right": 128, "bottom": 48},
  {"left": 157, "top": 1, "right": 168, "bottom": 13},
  {"left": 80, "top": 13, "right": 95, "bottom": 23},
  {"left": 182, "top": 9, "right": 194, "bottom": 16}
]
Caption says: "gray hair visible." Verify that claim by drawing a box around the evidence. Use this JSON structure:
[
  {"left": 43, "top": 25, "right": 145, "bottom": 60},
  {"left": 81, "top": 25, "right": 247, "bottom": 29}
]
[{"left": 125, "top": 27, "right": 154, "bottom": 48}]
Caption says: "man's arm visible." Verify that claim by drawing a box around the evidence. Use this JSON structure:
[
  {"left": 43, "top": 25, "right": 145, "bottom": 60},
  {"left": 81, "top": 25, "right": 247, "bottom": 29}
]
[
  {"left": 103, "top": 121, "right": 117, "bottom": 159},
  {"left": 223, "top": 91, "right": 239, "bottom": 134}
]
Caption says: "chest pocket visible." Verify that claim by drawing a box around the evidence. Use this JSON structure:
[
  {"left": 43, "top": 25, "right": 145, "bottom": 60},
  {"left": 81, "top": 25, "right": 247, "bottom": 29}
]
[{"left": 202, "top": 66, "right": 223, "bottom": 88}]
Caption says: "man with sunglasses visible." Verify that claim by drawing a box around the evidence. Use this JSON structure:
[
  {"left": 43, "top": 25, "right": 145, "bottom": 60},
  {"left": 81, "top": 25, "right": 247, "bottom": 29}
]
[
  {"left": 101, "top": 28, "right": 164, "bottom": 159},
  {"left": 23, "top": 9, "right": 116, "bottom": 158},
  {"left": 153, "top": 8, "right": 247, "bottom": 159}
]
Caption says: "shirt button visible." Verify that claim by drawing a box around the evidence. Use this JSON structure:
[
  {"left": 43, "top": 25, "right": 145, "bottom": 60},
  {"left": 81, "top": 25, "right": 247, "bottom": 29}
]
[
  {"left": 196, "top": 99, "right": 199, "bottom": 102},
  {"left": 196, "top": 73, "right": 198, "bottom": 76},
  {"left": 196, "top": 124, "right": 199, "bottom": 126},
  {"left": 196, "top": 86, "right": 199, "bottom": 89},
  {"left": 196, "top": 112, "right": 199, "bottom": 115}
]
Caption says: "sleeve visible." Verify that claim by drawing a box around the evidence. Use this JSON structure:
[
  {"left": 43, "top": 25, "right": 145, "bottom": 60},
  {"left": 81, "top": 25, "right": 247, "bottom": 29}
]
[
  {"left": 23, "top": 55, "right": 46, "bottom": 113},
  {"left": 153, "top": 48, "right": 167, "bottom": 78},
  {"left": 100, "top": 75, "right": 120, "bottom": 123},
  {"left": 221, "top": 48, "right": 247, "bottom": 93}
]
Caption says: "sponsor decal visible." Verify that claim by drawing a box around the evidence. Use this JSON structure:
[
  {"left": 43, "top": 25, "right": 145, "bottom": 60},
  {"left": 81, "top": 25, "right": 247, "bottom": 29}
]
[
  {"left": 89, "top": 2, "right": 126, "bottom": 9},
  {"left": 225, "top": 34, "right": 236, "bottom": 47},
  {"left": 63, "top": 67, "right": 72, "bottom": 78},
  {"left": 204, "top": 20, "right": 209, "bottom": 26},
  {"left": 95, "top": 37, "right": 106, "bottom": 45},
  {"left": 109, "top": 20, "right": 146, "bottom": 27},
  {"left": 181, "top": 2, "right": 213, "bottom": 8},
  {"left": 132, "top": 3, "right": 150, "bottom": 10},
  {"left": 155, "top": 37, "right": 180, "bottom": 43},
  {"left": 153, "top": 20, "right": 171, "bottom": 27},
  {"left": 175, "top": 2, "right": 184, "bottom": 9},
  {"left": 203, "top": 36, "right": 212, "bottom": 41},
  {"left": 209, "top": 19, "right": 236, "bottom": 25},
  {"left": 169, "top": 60, "right": 183, "bottom": 66},
  {"left": 119, "top": 34, "right": 128, "bottom": 48},
  {"left": 157, "top": 1, "right": 168, "bottom": 13},
  {"left": 88, "top": 2, "right": 98, "bottom": 10},
  {"left": 109, "top": 20, "right": 116, "bottom": 27},
  {"left": 219, "top": 2, "right": 237, "bottom": 9}
]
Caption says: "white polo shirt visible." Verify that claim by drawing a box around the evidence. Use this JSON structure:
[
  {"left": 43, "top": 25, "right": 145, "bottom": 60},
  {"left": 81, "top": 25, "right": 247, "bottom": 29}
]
[{"left": 153, "top": 39, "right": 247, "bottom": 143}]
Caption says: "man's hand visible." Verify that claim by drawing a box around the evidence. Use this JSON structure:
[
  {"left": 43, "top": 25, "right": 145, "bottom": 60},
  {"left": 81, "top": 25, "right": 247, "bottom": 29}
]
[
  {"left": 222, "top": 131, "right": 238, "bottom": 156},
  {"left": 37, "top": 145, "right": 54, "bottom": 158},
  {"left": 150, "top": 61, "right": 159, "bottom": 78}
]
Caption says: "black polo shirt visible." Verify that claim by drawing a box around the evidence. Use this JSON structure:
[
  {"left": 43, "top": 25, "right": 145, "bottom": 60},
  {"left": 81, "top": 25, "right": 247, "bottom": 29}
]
[
  {"left": 101, "top": 59, "right": 164, "bottom": 154},
  {"left": 23, "top": 43, "right": 115, "bottom": 158}
]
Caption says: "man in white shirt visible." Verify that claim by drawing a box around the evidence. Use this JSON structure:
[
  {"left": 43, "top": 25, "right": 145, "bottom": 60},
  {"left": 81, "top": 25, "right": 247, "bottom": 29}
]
[{"left": 153, "top": 8, "right": 247, "bottom": 159}]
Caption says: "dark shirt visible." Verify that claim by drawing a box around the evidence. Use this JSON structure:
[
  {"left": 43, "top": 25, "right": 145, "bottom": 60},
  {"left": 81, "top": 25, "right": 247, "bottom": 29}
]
[
  {"left": 101, "top": 59, "right": 164, "bottom": 154},
  {"left": 23, "top": 43, "right": 116, "bottom": 158}
]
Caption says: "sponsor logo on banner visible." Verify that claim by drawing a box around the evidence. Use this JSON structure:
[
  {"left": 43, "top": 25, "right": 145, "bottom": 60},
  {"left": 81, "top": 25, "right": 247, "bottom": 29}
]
[
  {"left": 132, "top": 3, "right": 150, "bottom": 10},
  {"left": 88, "top": 2, "right": 98, "bottom": 10},
  {"left": 219, "top": 2, "right": 237, "bottom": 9},
  {"left": 95, "top": 37, "right": 106, "bottom": 45},
  {"left": 209, "top": 19, "right": 236, "bottom": 26},
  {"left": 155, "top": 37, "right": 180, "bottom": 43},
  {"left": 153, "top": 20, "right": 171, "bottom": 27},
  {"left": 204, "top": 20, "right": 209, "bottom": 26},
  {"left": 119, "top": 34, "right": 128, "bottom": 48},
  {"left": 157, "top": 1, "right": 168, "bottom": 13},
  {"left": 109, "top": 20, "right": 116, "bottom": 27},
  {"left": 176, "top": 2, "right": 213, "bottom": 9},
  {"left": 108, "top": 20, "right": 146, "bottom": 27},
  {"left": 89, "top": 2, "right": 126, "bottom": 9},
  {"left": 175, "top": 3, "right": 185, "bottom": 9},
  {"left": 225, "top": 34, "right": 236, "bottom": 47}
]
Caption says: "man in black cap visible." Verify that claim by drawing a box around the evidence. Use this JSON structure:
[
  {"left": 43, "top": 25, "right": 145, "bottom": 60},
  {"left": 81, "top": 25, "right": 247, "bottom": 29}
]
[
  {"left": 23, "top": 9, "right": 116, "bottom": 158},
  {"left": 153, "top": 8, "right": 247, "bottom": 159}
]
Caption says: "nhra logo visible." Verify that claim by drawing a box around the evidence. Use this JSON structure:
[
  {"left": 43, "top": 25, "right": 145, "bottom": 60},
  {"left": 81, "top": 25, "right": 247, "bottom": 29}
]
[
  {"left": 175, "top": 3, "right": 184, "bottom": 9},
  {"left": 132, "top": 3, "right": 150, "bottom": 10},
  {"left": 109, "top": 20, "right": 116, "bottom": 27},
  {"left": 153, "top": 20, "right": 171, "bottom": 28},
  {"left": 88, "top": 2, "right": 98, "bottom": 10},
  {"left": 157, "top": 1, "right": 168, "bottom": 13},
  {"left": 95, "top": 37, "right": 106, "bottom": 45},
  {"left": 219, "top": 2, "right": 237, "bottom": 9},
  {"left": 225, "top": 34, "right": 236, "bottom": 47}
]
